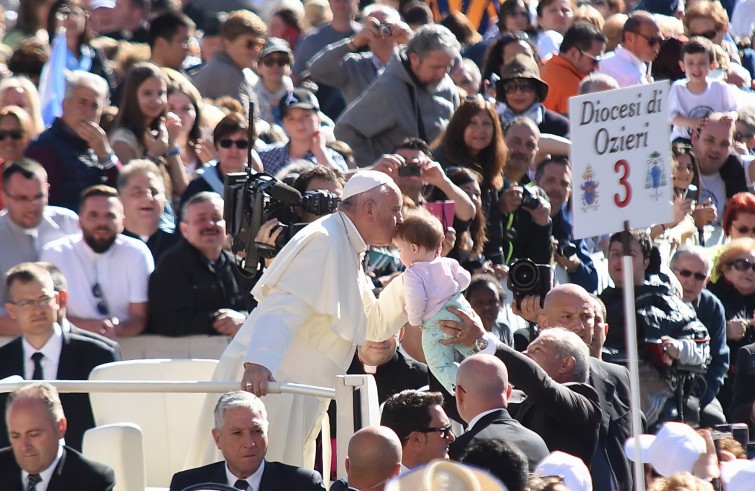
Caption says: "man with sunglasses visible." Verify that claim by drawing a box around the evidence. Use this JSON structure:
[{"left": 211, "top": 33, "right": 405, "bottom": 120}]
[
  {"left": 542, "top": 21, "right": 606, "bottom": 115},
  {"left": 0, "top": 263, "right": 117, "bottom": 452},
  {"left": 41, "top": 185, "right": 154, "bottom": 339},
  {"left": 381, "top": 390, "right": 456, "bottom": 473},
  {"left": 597, "top": 10, "right": 662, "bottom": 88},
  {"left": 0, "top": 160, "right": 79, "bottom": 336},
  {"left": 670, "top": 246, "right": 729, "bottom": 427}
]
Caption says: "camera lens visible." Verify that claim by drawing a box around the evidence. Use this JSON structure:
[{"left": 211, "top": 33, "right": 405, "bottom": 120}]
[{"left": 509, "top": 260, "right": 538, "bottom": 290}]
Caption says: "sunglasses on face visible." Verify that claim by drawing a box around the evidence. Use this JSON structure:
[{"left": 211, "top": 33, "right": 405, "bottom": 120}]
[
  {"left": 218, "top": 138, "right": 250, "bottom": 149},
  {"left": 631, "top": 30, "right": 665, "bottom": 46},
  {"left": 735, "top": 130, "right": 755, "bottom": 143},
  {"left": 418, "top": 423, "right": 454, "bottom": 439},
  {"left": 674, "top": 268, "right": 707, "bottom": 281},
  {"left": 729, "top": 258, "right": 755, "bottom": 272},
  {"left": 503, "top": 81, "right": 536, "bottom": 93},
  {"left": 262, "top": 56, "right": 290, "bottom": 67},
  {"left": 0, "top": 130, "right": 24, "bottom": 141},
  {"left": 580, "top": 49, "right": 603, "bottom": 66}
]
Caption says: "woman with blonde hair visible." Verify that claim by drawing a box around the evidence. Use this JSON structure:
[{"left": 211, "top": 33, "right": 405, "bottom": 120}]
[{"left": 0, "top": 77, "right": 44, "bottom": 135}]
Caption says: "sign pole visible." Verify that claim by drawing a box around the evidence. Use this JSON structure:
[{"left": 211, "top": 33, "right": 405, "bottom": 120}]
[{"left": 622, "top": 220, "right": 645, "bottom": 491}]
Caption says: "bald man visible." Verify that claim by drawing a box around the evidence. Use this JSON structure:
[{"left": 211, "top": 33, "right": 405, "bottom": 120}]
[
  {"left": 449, "top": 354, "right": 548, "bottom": 470},
  {"left": 344, "top": 426, "right": 402, "bottom": 491},
  {"left": 539, "top": 284, "right": 633, "bottom": 491}
]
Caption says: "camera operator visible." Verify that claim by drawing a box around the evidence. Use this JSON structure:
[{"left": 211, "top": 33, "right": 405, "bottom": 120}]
[
  {"left": 533, "top": 156, "right": 598, "bottom": 293},
  {"left": 255, "top": 167, "right": 345, "bottom": 258},
  {"left": 494, "top": 117, "right": 552, "bottom": 266}
]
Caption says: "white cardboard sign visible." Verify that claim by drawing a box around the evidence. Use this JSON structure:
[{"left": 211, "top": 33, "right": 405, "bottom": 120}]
[{"left": 569, "top": 80, "right": 673, "bottom": 239}]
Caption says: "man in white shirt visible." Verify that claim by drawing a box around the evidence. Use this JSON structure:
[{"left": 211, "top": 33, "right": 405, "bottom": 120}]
[
  {"left": 597, "top": 11, "right": 662, "bottom": 87},
  {"left": 0, "top": 159, "right": 79, "bottom": 335},
  {"left": 41, "top": 185, "right": 153, "bottom": 338}
]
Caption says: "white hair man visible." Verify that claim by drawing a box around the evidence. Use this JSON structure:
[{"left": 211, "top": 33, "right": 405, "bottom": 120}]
[{"left": 170, "top": 391, "right": 325, "bottom": 490}]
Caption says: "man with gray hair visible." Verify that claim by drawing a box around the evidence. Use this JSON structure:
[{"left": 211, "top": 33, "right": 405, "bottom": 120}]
[
  {"left": 309, "top": 4, "right": 413, "bottom": 105},
  {"left": 334, "top": 24, "right": 461, "bottom": 165},
  {"left": 170, "top": 391, "right": 325, "bottom": 490},
  {"left": 578, "top": 73, "right": 620, "bottom": 94},
  {"left": 26, "top": 71, "right": 120, "bottom": 211},
  {"left": 670, "top": 246, "right": 729, "bottom": 425}
]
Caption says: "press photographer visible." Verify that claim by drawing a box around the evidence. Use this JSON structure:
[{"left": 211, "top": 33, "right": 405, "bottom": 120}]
[
  {"left": 533, "top": 156, "right": 599, "bottom": 293},
  {"left": 496, "top": 117, "right": 552, "bottom": 266}
]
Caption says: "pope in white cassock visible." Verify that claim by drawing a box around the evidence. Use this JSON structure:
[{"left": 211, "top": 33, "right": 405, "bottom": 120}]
[{"left": 185, "top": 170, "right": 409, "bottom": 469}]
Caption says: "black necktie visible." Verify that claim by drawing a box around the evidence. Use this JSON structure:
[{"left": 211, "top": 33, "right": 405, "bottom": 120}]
[
  {"left": 31, "top": 352, "right": 44, "bottom": 380},
  {"left": 26, "top": 473, "right": 41, "bottom": 491},
  {"left": 234, "top": 479, "right": 249, "bottom": 490}
]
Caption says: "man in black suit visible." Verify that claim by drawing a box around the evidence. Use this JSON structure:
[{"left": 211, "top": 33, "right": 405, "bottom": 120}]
[
  {"left": 344, "top": 426, "right": 402, "bottom": 491},
  {"left": 170, "top": 390, "right": 325, "bottom": 490},
  {"left": 449, "top": 354, "right": 549, "bottom": 470},
  {"left": 0, "top": 263, "right": 119, "bottom": 451},
  {"left": 439, "top": 312, "right": 601, "bottom": 466},
  {"left": 539, "top": 284, "right": 634, "bottom": 491},
  {"left": 0, "top": 382, "right": 115, "bottom": 491}
]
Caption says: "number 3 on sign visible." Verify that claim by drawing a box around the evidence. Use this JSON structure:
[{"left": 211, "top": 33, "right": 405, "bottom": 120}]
[{"left": 613, "top": 159, "right": 631, "bottom": 208}]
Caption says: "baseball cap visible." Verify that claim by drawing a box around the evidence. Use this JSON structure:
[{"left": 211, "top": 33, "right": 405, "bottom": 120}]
[
  {"left": 342, "top": 171, "right": 394, "bottom": 200},
  {"left": 534, "top": 451, "right": 592, "bottom": 491},
  {"left": 278, "top": 88, "right": 319, "bottom": 117},
  {"left": 624, "top": 422, "right": 706, "bottom": 477},
  {"left": 261, "top": 37, "right": 292, "bottom": 59}
]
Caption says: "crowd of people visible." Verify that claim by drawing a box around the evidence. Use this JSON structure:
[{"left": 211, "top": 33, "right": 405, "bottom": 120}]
[{"left": 4, "top": 0, "right": 755, "bottom": 489}]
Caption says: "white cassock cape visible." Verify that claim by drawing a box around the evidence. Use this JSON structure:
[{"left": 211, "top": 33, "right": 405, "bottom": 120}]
[{"left": 184, "top": 211, "right": 408, "bottom": 469}]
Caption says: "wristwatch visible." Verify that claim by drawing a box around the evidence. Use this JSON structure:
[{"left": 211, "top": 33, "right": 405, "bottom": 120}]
[{"left": 473, "top": 336, "right": 489, "bottom": 353}]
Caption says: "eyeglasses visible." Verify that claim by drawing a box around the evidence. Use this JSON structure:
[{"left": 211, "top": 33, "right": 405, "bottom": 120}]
[
  {"left": 418, "top": 423, "right": 454, "bottom": 439},
  {"left": 0, "top": 130, "right": 24, "bottom": 141},
  {"left": 673, "top": 268, "right": 707, "bottom": 281},
  {"left": 219, "top": 139, "right": 250, "bottom": 149},
  {"left": 729, "top": 258, "right": 755, "bottom": 273},
  {"left": 579, "top": 49, "right": 603, "bottom": 66},
  {"left": 503, "top": 81, "right": 536, "bottom": 94},
  {"left": 92, "top": 283, "right": 110, "bottom": 316},
  {"left": 4, "top": 192, "right": 47, "bottom": 204},
  {"left": 630, "top": 30, "right": 665, "bottom": 47},
  {"left": 262, "top": 56, "right": 290, "bottom": 67},
  {"left": 734, "top": 225, "right": 755, "bottom": 235},
  {"left": 246, "top": 38, "right": 266, "bottom": 50},
  {"left": 691, "top": 30, "right": 717, "bottom": 40},
  {"left": 735, "top": 130, "right": 755, "bottom": 143},
  {"left": 9, "top": 295, "right": 54, "bottom": 310}
]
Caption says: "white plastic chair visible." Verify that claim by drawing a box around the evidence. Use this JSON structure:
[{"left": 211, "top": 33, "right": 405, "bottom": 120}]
[
  {"left": 83, "top": 423, "right": 146, "bottom": 491},
  {"left": 88, "top": 359, "right": 219, "bottom": 488}
]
